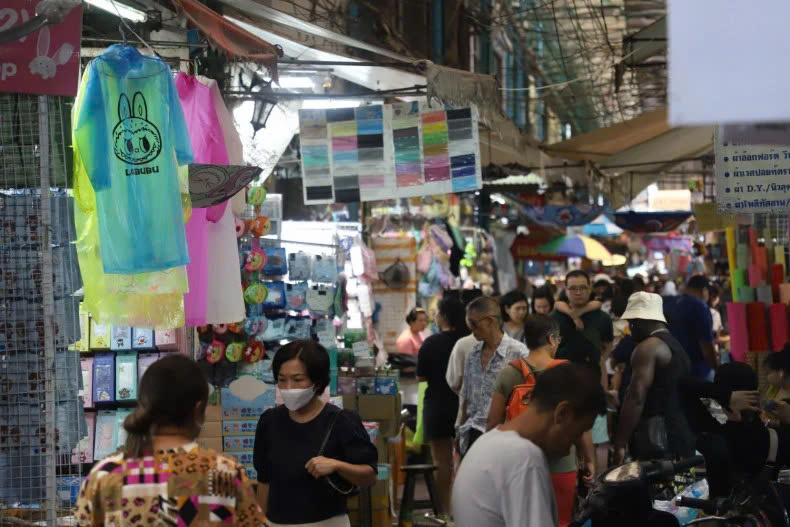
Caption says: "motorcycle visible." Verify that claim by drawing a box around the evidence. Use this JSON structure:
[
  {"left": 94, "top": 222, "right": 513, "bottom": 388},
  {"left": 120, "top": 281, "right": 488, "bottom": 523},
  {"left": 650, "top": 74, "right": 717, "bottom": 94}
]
[{"left": 571, "top": 455, "right": 790, "bottom": 526}]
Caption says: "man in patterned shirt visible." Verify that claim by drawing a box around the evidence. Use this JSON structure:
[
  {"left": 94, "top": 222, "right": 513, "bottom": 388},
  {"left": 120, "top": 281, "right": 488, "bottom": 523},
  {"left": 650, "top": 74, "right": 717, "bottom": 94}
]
[{"left": 458, "top": 296, "right": 528, "bottom": 455}]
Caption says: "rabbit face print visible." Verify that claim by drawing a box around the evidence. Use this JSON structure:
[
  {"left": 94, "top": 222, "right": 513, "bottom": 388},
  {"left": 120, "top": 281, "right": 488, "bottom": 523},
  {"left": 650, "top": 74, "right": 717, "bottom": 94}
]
[
  {"left": 112, "top": 92, "right": 163, "bottom": 166},
  {"left": 28, "top": 27, "right": 74, "bottom": 80}
]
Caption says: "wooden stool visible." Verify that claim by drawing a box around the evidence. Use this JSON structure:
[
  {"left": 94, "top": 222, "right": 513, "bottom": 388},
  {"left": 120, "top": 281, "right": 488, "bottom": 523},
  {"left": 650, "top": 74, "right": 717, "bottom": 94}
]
[{"left": 398, "top": 464, "right": 441, "bottom": 526}]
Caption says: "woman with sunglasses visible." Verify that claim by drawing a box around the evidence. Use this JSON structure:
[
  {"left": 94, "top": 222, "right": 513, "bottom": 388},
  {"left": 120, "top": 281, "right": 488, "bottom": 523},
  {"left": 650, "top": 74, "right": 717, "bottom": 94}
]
[
  {"left": 486, "top": 314, "right": 596, "bottom": 527},
  {"left": 253, "top": 340, "right": 378, "bottom": 527}
]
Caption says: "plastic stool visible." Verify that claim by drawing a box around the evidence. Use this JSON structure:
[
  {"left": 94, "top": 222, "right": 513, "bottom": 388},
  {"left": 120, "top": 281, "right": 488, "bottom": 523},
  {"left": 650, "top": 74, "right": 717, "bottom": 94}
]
[{"left": 398, "top": 464, "right": 441, "bottom": 526}]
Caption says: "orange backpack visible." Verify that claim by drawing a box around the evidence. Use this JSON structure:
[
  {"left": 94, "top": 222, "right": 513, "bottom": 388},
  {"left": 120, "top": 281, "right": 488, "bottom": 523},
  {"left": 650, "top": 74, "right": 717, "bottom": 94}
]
[{"left": 505, "top": 358, "right": 568, "bottom": 420}]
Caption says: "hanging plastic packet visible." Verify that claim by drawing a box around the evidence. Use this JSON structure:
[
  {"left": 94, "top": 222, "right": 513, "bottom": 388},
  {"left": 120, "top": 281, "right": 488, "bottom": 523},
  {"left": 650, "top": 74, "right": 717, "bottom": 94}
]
[
  {"left": 285, "top": 317, "right": 312, "bottom": 340},
  {"left": 244, "top": 248, "right": 266, "bottom": 273},
  {"left": 312, "top": 254, "right": 337, "bottom": 283},
  {"left": 263, "top": 248, "right": 287, "bottom": 276},
  {"left": 288, "top": 251, "right": 312, "bottom": 281},
  {"left": 285, "top": 282, "right": 308, "bottom": 311},
  {"left": 307, "top": 285, "right": 334, "bottom": 315},
  {"left": 260, "top": 315, "right": 286, "bottom": 341},
  {"left": 262, "top": 281, "right": 286, "bottom": 309}
]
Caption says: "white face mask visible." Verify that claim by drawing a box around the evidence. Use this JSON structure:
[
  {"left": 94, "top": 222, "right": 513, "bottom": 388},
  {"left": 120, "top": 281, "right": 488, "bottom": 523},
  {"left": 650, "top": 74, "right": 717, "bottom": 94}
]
[{"left": 280, "top": 386, "right": 316, "bottom": 411}]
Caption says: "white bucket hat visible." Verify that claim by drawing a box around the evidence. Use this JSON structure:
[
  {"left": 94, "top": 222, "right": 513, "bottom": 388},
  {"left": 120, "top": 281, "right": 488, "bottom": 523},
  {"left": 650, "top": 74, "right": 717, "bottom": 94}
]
[{"left": 621, "top": 292, "right": 667, "bottom": 323}]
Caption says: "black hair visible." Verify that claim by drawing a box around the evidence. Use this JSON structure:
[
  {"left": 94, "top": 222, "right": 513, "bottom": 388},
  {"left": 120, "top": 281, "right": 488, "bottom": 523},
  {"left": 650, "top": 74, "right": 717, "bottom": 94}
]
[
  {"left": 461, "top": 288, "right": 484, "bottom": 307},
  {"left": 124, "top": 354, "right": 209, "bottom": 457},
  {"left": 530, "top": 362, "right": 607, "bottom": 417},
  {"left": 765, "top": 348, "right": 790, "bottom": 376},
  {"left": 524, "top": 314, "right": 560, "bottom": 350},
  {"left": 593, "top": 280, "right": 614, "bottom": 300},
  {"left": 272, "top": 340, "right": 331, "bottom": 395},
  {"left": 632, "top": 275, "right": 646, "bottom": 292},
  {"left": 715, "top": 362, "right": 759, "bottom": 392},
  {"left": 532, "top": 286, "right": 555, "bottom": 313},
  {"left": 611, "top": 295, "right": 629, "bottom": 318},
  {"left": 499, "top": 290, "right": 528, "bottom": 321},
  {"left": 405, "top": 307, "right": 426, "bottom": 324},
  {"left": 687, "top": 274, "right": 710, "bottom": 291},
  {"left": 439, "top": 296, "right": 470, "bottom": 336},
  {"left": 565, "top": 270, "right": 590, "bottom": 285}
]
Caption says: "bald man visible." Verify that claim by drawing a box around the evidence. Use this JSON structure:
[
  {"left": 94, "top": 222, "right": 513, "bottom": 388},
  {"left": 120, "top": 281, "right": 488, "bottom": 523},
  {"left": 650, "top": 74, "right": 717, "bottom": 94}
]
[{"left": 458, "top": 296, "right": 528, "bottom": 455}]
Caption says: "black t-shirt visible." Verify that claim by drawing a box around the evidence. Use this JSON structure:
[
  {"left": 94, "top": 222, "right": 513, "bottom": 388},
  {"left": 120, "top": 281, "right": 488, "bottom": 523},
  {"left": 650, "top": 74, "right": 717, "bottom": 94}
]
[
  {"left": 417, "top": 330, "right": 465, "bottom": 405},
  {"left": 552, "top": 309, "right": 614, "bottom": 370},
  {"left": 253, "top": 404, "right": 378, "bottom": 524}
]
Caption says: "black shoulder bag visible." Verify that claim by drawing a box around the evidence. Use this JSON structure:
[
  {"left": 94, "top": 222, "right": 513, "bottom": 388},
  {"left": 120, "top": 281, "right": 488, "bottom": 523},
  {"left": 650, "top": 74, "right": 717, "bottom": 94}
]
[{"left": 318, "top": 410, "right": 359, "bottom": 496}]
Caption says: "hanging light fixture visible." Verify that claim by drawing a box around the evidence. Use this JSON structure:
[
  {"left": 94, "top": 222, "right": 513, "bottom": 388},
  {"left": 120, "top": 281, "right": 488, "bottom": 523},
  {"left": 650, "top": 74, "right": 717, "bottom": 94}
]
[{"left": 250, "top": 96, "right": 276, "bottom": 137}]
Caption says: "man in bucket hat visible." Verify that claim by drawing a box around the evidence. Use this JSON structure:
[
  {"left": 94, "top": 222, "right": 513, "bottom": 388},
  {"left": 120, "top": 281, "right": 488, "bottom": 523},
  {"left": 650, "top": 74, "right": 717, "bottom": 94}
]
[{"left": 613, "top": 292, "right": 696, "bottom": 464}]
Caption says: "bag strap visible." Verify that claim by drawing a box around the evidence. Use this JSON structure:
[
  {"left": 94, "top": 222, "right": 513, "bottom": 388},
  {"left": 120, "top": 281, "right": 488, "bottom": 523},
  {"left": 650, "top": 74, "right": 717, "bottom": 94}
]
[{"left": 318, "top": 409, "right": 341, "bottom": 456}]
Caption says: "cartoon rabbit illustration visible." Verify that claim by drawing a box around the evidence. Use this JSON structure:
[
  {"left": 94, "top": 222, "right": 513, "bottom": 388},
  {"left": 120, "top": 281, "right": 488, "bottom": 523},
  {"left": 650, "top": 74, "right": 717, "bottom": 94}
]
[
  {"left": 28, "top": 26, "right": 73, "bottom": 80},
  {"left": 112, "top": 92, "right": 163, "bottom": 165}
]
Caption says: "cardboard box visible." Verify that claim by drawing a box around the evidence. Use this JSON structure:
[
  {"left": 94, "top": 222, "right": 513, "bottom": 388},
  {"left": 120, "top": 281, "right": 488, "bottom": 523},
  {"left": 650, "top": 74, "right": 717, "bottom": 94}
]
[
  {"left": 376, "top": 438, "right": 389, "bottom": 462},
  {"left": 376, "top": 419, "right": 400, "bottom": 438},
  {"left": 341, "top": 395, "right": 358, "bottom": 411},
  {"left": 201, "top": 420, "right": 222, "bottom": 438},
  {"left": 221, "top": 376, "right": 276, "bottom": 419},
  {"left": 226, "top": 450, "right": 254, "bottom": 465},
  {"left": 347, "top": 481, "right": 389, "bottom": 510},
  {"left": 204, "top": 403, "right": 222, "bottom": 423},
  {"left": 197, "top": 436, "right": 222, "bottom": 452},
  {"left": 349, "top": 509, "right": 390, "bottom": 527},
  {"left": 222, "top": 419, "right": 257, "bottom": 436},
  {"left": 357, "top": 394, "right": 401, "bottom": 421},
  {"left": 223, "top": 435, "right": 255, "bottom": 451}
]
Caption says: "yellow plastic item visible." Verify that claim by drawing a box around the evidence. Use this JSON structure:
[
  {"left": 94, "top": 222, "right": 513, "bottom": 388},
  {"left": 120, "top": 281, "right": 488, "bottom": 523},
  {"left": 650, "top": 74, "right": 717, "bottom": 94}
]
[{"left": 72, "top": 74, "right": 186, "bottom": 329}]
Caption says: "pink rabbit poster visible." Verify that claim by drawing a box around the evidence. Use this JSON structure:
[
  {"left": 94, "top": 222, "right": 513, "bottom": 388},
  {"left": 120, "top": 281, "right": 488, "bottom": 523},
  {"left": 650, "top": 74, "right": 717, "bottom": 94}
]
[{"left": 0, "top": 1, "right": 82, "bottom": 96}]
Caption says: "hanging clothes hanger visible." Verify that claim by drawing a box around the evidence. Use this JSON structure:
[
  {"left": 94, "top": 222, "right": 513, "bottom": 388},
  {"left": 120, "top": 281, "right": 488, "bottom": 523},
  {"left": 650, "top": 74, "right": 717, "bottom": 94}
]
[{"left": 109, "top": 0, "right": 161, "bottom": 59}]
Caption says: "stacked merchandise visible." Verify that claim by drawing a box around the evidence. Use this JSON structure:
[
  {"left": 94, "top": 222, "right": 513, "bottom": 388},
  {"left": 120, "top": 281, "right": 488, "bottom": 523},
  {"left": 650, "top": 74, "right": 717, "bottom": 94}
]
[
  {"left": 73, "top": 318, "right": 186, "bottom": 465},
  {"left": 726, "top": 225, "right": 790, "bottom": 391},
  {"left": 0, "top": 193, "right": 83, "bottom": 506}
]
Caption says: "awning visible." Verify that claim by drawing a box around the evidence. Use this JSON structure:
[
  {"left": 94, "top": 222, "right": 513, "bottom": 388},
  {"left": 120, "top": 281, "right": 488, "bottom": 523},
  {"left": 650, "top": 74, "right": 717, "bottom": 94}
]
[
  {"left": 543, "top": 107, "right": 713, "bottom": 208},
  {"left": 172, "top": 0, "right": 279, "bottom": 80}
]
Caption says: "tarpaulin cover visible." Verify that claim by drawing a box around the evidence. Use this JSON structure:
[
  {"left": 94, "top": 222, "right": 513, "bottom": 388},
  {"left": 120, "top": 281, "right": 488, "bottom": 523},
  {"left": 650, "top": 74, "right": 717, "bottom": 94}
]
[
  {"left": 643, "top": 236, "right": 693, "bottom": 252},
  {"left": 172, "top": 0, "right": 278, "bottom": 81},
  {"left": 613, "top": 211, "right": 693, "bottom": 233}
]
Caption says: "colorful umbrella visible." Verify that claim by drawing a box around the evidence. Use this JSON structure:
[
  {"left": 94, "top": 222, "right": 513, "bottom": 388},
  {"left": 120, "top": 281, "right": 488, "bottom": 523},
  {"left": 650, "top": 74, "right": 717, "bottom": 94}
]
[
  {"left": 601, "top": 253, "right": 627, "bottom": 266},
  {"left": 539, "top": 235, "right": 613, "bottom": 261}
]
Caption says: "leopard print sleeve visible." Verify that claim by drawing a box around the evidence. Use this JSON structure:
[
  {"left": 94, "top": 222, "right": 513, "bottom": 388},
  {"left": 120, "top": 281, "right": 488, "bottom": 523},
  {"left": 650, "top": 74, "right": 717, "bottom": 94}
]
[{"left": 233, "top": 464, "right": 267, "bottom": 527}]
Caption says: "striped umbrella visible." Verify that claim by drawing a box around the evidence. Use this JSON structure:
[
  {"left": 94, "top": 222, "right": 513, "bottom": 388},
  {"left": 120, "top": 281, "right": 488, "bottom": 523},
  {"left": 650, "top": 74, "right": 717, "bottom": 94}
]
[{"left": 538, "top": 235, "right": 613, "bottom": 261}]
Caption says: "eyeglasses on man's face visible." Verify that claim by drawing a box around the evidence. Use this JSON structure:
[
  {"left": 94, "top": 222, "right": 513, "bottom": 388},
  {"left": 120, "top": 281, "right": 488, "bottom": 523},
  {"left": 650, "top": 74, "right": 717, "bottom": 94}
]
[
  {"left": 467, "top": 314, "right": 495, "bottom": 328},
  {"left": 567, "top": 286, "right": 590, "bottom": 293}
]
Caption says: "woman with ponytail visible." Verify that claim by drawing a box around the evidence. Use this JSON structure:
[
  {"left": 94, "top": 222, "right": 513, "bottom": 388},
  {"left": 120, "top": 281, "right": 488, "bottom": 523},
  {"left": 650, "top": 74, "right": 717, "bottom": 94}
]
[{"left": 75, "top": 354, "right": 265, "bottom": 526}]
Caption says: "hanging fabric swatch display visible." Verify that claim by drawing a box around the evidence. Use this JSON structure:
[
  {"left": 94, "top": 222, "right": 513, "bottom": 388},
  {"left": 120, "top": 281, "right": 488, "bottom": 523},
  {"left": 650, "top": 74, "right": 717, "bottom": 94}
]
[{"left": 299, "top": 103, "right": 481, "bottom": 204}]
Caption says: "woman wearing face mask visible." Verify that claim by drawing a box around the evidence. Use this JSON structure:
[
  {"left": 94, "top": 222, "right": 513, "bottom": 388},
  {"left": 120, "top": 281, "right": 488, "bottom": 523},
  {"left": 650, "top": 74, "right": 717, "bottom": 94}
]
[
  {"left": 254, "top": 340, "right": 378, "bottom": 527},
  {"left": 76, "top": 354, "right": 266, "bottom": 526}
]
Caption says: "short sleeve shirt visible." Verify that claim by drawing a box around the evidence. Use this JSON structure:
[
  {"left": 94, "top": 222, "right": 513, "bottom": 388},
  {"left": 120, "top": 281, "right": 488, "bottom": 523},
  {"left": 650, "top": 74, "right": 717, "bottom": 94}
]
[
  {"left": 460, "top": 334, "right": 527, "bottom": 451},
  {"left": 253, "top": 404, "right": 377, "bottom": 524},
  {"left": 663, "top": 294, "right": 715, "bottom": 379},
  {"left": 552, "top": 309, "right": 614, "bottom": 370}
]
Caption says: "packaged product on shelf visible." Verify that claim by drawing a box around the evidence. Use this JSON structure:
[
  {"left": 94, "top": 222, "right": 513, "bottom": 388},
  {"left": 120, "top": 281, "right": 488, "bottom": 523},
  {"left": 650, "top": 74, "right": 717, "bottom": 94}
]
[
  {"left": 262, "top": 281, "right": 286, "bottom": 309},
  {"left": 262, "top": 247, "right": 287, "bottom": 276},
  {"left": 222, "top": 420, "right": 257, "bottom": 436},
  {"left": 221, "top": 375, "right": 276, "bottom": 419},
  {"left": 132, "top": 328, "right": 154, "bottom": 349},
  {"left": 115, "top": 353, "right": 138, "bottom": 401},
  {"left": 288, "top": 251, "right": 312, "bottom": 280},
  {"left": 115, "top": 408, "right": 133, "bottom": 449},
  {"left": 375, "top": 370, "right": 400, "bottom": 395},
  {"left": 313, "top": 254, "right": 337, "bottom": 283},
  {"left": 110, "top": 325, "right": 131, "bottom": 350},
  {"left": 226, "top": 450, "right": 254, "bottom": 465},
  {"left": 76, "top": 304, "right": 90, "bottom": 352},
  {"left": 285, "top": 282, "right": 308, "bottom": 311},
  {"left": 307, "top": 285, "right": 334, "bottom": 314},
  {"left": 89, "top": 319, "right": 110, "bottom": 349},
  {"left": 137, "top": 353, "right": 159, "bottom": 384},
  {"left": 284, "top": 317, "right": 311, "bottom": 340},
  {"left": 260, "top": 315, "right": 286, "bottom": 341},
  {"left": 80, "top": 358, "right": 94, "bottom": 408},
  {"left": 357, "top": 376, "right": 376, "bottom": 395},
  {"left": 154, "top": 328, "right": 178, "bottom": 349},
  {"left": 56, "top": 476, "right": 83, "bottom": 506},
  {"left": 92, "top": 352, "right": 115, "bottom": 403},
  {"left": 93, "top": 410, "right": 117, "bottom": 459},
  {"left": 71, "top": 410, "right": 95, "bottom": 463},
  {"left": 223, "top": 435, "right": 255, "bottom": 451},
  {"left": 338, "top": 373, "right": 357, "bottom": 396}
]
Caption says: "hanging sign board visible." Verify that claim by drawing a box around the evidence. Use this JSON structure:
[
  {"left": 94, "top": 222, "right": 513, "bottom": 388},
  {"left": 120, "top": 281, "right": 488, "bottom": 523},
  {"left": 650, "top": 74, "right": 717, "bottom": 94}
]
[
  {"left": 715, "top": 127, "right": 790, "bottom": 214},
  {"left": 0, "top": 1, "right": 82, "bottom": 97}
]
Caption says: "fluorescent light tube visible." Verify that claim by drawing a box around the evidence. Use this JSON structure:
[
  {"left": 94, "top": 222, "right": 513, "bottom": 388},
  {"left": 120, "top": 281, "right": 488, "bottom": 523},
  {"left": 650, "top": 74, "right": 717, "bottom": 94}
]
[{"left": 85, "top": 0, "right": 148, "bottom": 23}]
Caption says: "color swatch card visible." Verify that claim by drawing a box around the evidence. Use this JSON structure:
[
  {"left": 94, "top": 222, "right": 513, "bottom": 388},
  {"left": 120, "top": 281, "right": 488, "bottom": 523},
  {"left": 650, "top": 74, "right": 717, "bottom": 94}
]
[
  {"left": 299, "top": 109, "right": 333, "bottom": 204},
  {"left": 392, "top": 102, "right": 424, "bottom": 193},
  {"left": 299, "top": 103, "right": 481, "bottom": 203}
]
